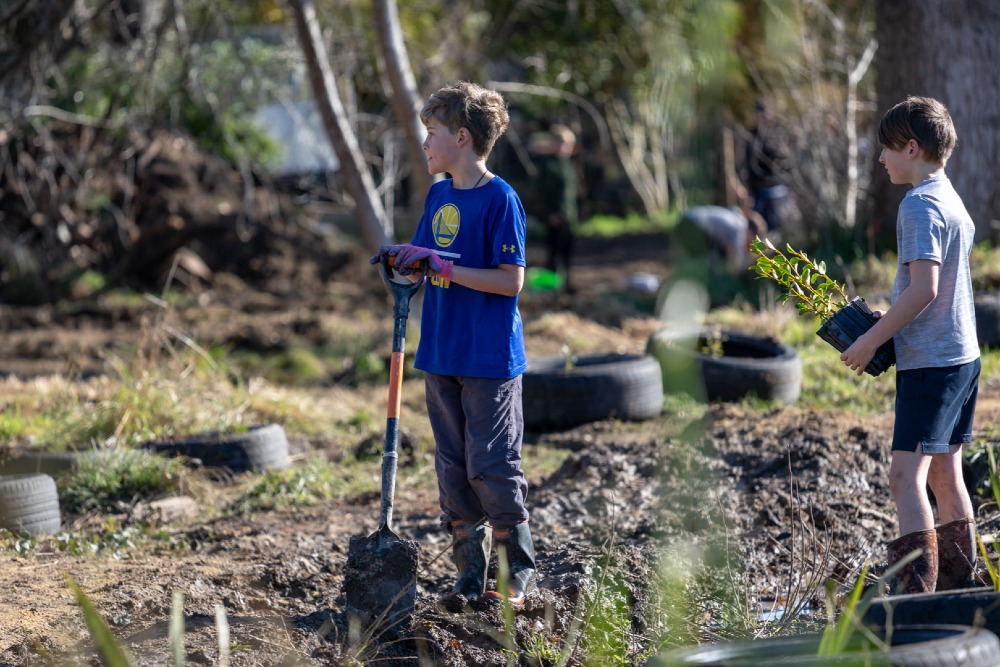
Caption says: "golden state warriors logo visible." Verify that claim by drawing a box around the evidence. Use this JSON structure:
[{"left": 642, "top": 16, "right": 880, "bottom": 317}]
[{"left": 432, "top": 204, "right": 460, "bottom": 248}]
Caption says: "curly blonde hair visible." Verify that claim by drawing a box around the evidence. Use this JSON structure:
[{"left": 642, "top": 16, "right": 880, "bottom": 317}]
[{"left": 420, "top": 82, "right": 509, "bottom": 158}]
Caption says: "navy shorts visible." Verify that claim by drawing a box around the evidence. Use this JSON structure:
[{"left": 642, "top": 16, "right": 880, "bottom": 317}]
[{"left": 892, "top": 358, "right": 980, "bottom": 454}]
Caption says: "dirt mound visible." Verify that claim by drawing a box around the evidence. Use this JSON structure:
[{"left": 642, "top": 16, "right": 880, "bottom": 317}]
[{"left": 0, "top": 125, "right": 344, "bottom": 305}]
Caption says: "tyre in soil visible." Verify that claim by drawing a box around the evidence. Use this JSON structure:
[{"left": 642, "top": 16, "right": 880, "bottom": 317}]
[
  {"left": 0, "top": 473, "right": 62, "bottom": 535},
  {"left": 0, "top": 451, "right": 81, "bottom": 477},
  {"left": 863, "top": 587, "right": 1000, "bottom": 641},
  {"left": 974, "top": 290, "right": 1000, "bottom": 349},
  {"left": 139, "top": 423, "right": 289, "bottom": 473},
  {"left": 522, "top": 353, "right": 664, "bottom": 432},
  {"left": 650, "top": 624, "right": 1000, "bottom": 666},
  {"left": 646, "top": 328, "right": 801, "bottom": 404}
]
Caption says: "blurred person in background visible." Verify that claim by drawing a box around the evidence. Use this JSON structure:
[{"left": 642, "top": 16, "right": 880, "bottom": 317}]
[
  {"left": 735, "top": 100, "right": 794, "bottom": 234},
  {"left": 533, "top": 124, "right": 580, "bottom": 293}
]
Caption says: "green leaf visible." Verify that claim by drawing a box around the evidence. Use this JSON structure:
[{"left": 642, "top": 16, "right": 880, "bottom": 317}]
[
  {"left": 66, "top": 575, "right": 137, "bottom": 667},
  {"left": 978, "top": 536, "right": 999, "bottom": 590}
]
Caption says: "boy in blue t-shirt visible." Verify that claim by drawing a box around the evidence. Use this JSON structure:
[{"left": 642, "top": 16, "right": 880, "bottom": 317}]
[
  {"left": 842, "top": 96, "right": 980, "bottom": 594},
  {"left": 371, "top": 81, "right": 536, "bottom": 609}
]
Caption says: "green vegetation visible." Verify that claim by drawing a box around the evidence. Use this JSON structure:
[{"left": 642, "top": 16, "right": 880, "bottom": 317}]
[
  {"left": 59, "top": 449, "right": 185, "bottom": 514},
  {"left": 577, "top": 211, "right": 677, "bottom": 238},
  {"left": 233, "top": 456, "right": 367, "bottom": 512}
]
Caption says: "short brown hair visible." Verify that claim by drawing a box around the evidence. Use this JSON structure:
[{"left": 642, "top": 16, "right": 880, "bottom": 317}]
[
  {"left": 877, "top": 96, "right": 957, "bottom": 165},
  {"left": 420, "top": 82, "right": 509, "bottom": 158}
]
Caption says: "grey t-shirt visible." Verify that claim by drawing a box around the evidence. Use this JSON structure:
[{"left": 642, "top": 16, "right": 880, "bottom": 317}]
[{"left": 892, "top": 174, "right": 979, "bottom": 370}]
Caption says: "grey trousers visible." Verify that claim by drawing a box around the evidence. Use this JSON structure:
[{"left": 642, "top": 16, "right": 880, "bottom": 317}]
[{"left": 424, "top": 373, "right": 529, "bottom": 527}]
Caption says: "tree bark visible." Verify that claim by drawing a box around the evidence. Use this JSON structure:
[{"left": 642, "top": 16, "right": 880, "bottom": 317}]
[
  {"left": 288, "top": 0, "right": 390, "bottom": 251},
  {"left": 874, "top": 0, "right": 1000, "bottom": 243},
  {"left": 371, "top": 0, "right": 432, "bottom": 208}
]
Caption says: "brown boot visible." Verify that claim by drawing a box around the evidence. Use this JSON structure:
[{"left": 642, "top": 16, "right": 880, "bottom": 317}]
[
  {"left": 887, "top": 528, "right": 938, "bottom": 594},
  {"left": 936, "top": 518, "right": 978, "bottom": 591}
]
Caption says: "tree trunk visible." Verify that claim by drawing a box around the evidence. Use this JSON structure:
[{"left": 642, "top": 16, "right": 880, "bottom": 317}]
[
  {"left": 371, "top": 0, "right": 432, "bottom": 208},
  {"left": 874, "top": 0, "right": 1000, "bottom": 244},
  {"left": 288, "top": 0, "right": 390, "bottom": 251}
]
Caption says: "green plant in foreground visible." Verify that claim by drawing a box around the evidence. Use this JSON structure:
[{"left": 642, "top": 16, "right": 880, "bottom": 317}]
[
  {"left": 750, "top": 237, "right": 850, "bottom": 321},
  {"left": 66, "top": 574, "right": 137, "bottom": 667},
  {"left": 816, "top": 550, "right": 922, "bottom": 658},
  {"left": 976, "top": 445, "right": 1000, "bottom": 590},
  {"left": 68, "top": 580, "right": 238, "bottom": 667}
]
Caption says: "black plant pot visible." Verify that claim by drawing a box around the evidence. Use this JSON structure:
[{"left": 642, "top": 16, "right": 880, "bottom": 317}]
[{"left": 816, "top": 296, "right": 895, "bottom": 377}]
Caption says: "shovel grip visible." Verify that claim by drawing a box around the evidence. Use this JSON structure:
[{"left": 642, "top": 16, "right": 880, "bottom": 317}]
[{"left": 379, "top": 348, "right": 404, "bottom": 529}]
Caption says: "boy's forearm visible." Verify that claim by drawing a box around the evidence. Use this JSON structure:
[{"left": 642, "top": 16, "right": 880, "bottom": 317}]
[
  {"left": 841, "top": 260, "right": 938, "bottom": 375},
  {"left": 859, "top": 287, "right": 934, "bottom": 349},
  {"left": 450, "top": 264, "right": 523, "bottom": 297},
  {"left": 857, "top": 262, "right": 938, "bottom": 351}
]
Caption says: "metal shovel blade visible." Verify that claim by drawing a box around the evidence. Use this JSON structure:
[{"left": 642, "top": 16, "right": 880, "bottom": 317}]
[{"left": 342, "top": 524, "right": 419, "bottom": 633}]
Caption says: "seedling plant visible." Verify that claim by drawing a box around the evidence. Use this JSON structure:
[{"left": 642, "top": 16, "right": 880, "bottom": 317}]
[{"left": 749, "top": 237, "right": 849, "bottom": 321}]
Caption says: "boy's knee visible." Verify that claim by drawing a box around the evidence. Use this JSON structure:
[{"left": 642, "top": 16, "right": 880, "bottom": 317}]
[
  {"left": 888, "top": 471, "right": 920, "bottom": 501},
  {"left": 926, "top": 470, "right": 963, "bottom": 496}
]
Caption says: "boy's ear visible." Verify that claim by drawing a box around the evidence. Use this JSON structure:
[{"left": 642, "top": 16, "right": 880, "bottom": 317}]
[
  {"left": 906, "top": 138, "right": 921, "bottom": 158},
  {"left": 456, "top": 127, "right": 471, "bottom": 146}
]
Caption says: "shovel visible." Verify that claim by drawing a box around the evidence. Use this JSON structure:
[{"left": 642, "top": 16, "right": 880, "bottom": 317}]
[{"left": 341, "top": 254, "right": 426, "bottom": 635}]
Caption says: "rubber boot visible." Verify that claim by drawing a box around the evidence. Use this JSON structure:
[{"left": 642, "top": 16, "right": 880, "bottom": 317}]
[
  {"left": 440, "top": 521, "right": 491, "bottom": 612},
  {"left": 485, "top": 522, "right": 537, "bottom": 608},
  {"left": 936, "top": 518, "right": 978, "bottom": 591},
  {"left": 887, "top": 528, "right": 938, "bottom": 595}
]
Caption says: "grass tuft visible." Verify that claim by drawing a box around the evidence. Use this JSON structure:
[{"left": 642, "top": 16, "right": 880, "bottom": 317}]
[
  {"left": 59, "top": 448, "right": 185, "bottom": 514},
  {"left": 233, "top": 456, "right": 373, "bottom": 512}
]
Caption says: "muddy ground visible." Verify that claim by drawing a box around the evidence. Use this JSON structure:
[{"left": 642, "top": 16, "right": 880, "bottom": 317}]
[{"left": 1, "top": 230, "right": 998, "bottom": 666}]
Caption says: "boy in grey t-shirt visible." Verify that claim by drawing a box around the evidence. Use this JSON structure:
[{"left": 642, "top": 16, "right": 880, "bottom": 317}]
[{"left": 842, "top": 96, "right": 980, "bottom": 595}]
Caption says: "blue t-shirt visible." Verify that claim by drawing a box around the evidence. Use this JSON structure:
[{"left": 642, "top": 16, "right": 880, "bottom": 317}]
[{"left": 411, "top": 176, "right": 528, "bottom": 379}]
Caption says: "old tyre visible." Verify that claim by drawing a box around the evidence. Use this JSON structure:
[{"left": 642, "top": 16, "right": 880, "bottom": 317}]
[
  {"left": 647, "top": 328, "right": 801, "bottom": 403},
  {"left": 140, "top": 424, "right": 290, "bottom": 472},
  {"left": 0, "top": 451, "right": 87, "bottom": 477},
  {"left": 522, "top": 353, "right": 664, "bottom": 431},
  {"left": 974, "top": 291, "right": 1000, "bottom": 349},
  {"left": 0, "top": 474, "right": 62, "bottom": 535},
  {"left": 650, "top": 625, "right": 1000, "bottom": 666},
  {"left": 863, "top": 587, "right": 1000, "bottom": 639}
]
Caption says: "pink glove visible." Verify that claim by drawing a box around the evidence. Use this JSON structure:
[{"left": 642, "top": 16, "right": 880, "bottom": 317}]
[
  {"left": 393, "top": 244, "right": 453, "bottom": 281},
  {"left": 369, "top": 244, "right": 405, "bottom": 265}
]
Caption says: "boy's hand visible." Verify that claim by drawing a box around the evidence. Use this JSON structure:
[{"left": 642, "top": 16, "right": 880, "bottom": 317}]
[
  {"left": 841, "top": 335, "right": 877, "bottom": 376},
  {"left": 393, "top": 244, "right": 453, "bottom": 281},
  {"left": 369, "top": 244, "right": 404, "bottom": 265}
]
